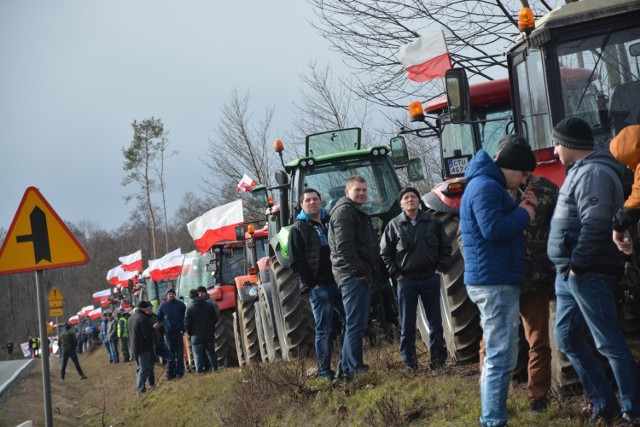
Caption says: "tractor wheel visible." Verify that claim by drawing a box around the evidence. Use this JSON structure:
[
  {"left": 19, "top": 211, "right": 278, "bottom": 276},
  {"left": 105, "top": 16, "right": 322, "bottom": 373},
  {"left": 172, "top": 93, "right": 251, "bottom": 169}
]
[
  {"left": 433, "top": 212, "right": 482, "bottom": 364},
  {"left": 254, "top": 296, "right": 269, "bottom": 363},
  {"left": 237, "top": 297, "right": 261, "bottom": 364},
  {"left": 270, "top": 255, "right": 315, "bottom": 361},
  {"left": 215, "top": 309, "right": 238, "bottom": 367},
  {"left": 257, "top": 283, "right": 280, "bottom": 362},
  {"left": 548, "top": 299, "right": 582, "bottom": 395},
  {"left": 233, "top": 312, "right": 246, "bottom": 366}
]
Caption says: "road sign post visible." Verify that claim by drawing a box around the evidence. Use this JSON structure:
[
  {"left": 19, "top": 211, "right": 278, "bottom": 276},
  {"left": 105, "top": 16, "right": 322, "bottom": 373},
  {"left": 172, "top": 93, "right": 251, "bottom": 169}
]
[{"left": 0, "top": 187, "right": 89, "bottom": 427}]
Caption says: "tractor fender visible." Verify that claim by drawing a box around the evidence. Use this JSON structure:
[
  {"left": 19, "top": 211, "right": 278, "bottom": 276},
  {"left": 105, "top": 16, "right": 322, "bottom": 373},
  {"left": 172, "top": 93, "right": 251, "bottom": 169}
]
[
  {"left": 235, "top": 275, "right": 259, "bottom": 305},
  {"left": 210, "top": 284, "right": 236, "bottom": 311},
  {"left": 269, "top": 231, "right": 291, "bottom": 269},
  {"left": 422, "top": 184, "right": 461, "bottom": 214}
]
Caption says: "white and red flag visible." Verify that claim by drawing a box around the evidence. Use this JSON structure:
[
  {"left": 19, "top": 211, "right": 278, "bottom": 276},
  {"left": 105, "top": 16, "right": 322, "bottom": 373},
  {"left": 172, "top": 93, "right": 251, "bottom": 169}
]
[
  {"left": 398, "top": 31, "right": 452, "bottom": 82},
  {"left": 119, "top": 250, "right": 143, "bottom": 272},
  {"left": 237, "top": 174, "right": 257, "bottom": 193},
  {"left": 89, "top": 307, "right": 103, "bottom": 320},
  {"left": 106, "top": 265, "right": 124, "bottom": 286},
  {"left": 148, "top": 248, "right": 184, "bottom": 281},
  {"left": 92, "top": 288, "right": 112, "bottom": 302},
  {"left": 117, "top": 269, "right": 138, "bottom": 288},
  {"left": 187, "top": 200, "right": 244, "bottom": 254},
  {"left": 68, "top": 315, "right": 79, "bottom": 325},
  {"left": 80, "top": 305, "right": 94, "bottom": 317}
]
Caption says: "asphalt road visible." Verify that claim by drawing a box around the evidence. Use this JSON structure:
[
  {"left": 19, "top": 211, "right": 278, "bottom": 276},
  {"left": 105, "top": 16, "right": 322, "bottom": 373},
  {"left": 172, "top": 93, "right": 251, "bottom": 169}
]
[{"left": 0, "top": 359, "right": 33, "bottom": 395}]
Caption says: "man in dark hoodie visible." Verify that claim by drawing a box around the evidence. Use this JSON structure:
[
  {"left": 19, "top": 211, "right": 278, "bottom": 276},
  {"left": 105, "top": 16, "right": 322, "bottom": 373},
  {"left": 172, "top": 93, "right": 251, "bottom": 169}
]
[
  {"left": 184, "top": 288, "right": 219, "bottom": 372},
  {"left": 128, "top": 301, "right": 155, "bottom": 395},
  {"left": 156, "top": 288, "right": 186, "bottom": 379},
  {"left": 290, "top": 188, "right": 344, "bottom": 379},
  {"left": 548, "top": 117, "right": 640, "bottom": 425},
  {"left": 460, "top": 135, "right": 537, "bottom": 427},
  {"left": 59, "top": 323, "right": 87, "bottom": 380},
  {"left": 328, "top": 175, "right": 380, "bottom": 381}
]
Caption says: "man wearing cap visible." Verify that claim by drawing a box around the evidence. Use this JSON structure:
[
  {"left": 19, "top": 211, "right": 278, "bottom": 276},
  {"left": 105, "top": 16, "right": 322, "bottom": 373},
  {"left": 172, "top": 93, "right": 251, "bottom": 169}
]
[
  {"left": 156, "top": 288, "right": 186, "bottom": 380},
  {"left": 548, "top": 117, "right": 640, "bottom": 424},
  {"left": 128, "top": 301, "right": 155, "bottom": 395},
  {"left": 460, "top": 134, "right": 537, "bottom": 427},
  {"left": 289, "top": 188, "right": 344, "bottom": 379},
  {"left": 184, "top": 288, "right": 219, "bottom": 372},
  {"left": 117, "top": 309, "right": 131, "bottom": 362},
  {"left": 380, "top": 187, "right": 452, "bottom": 374},
  {"left": 59, "top": 323, "right": 87, "bottom": 380}
]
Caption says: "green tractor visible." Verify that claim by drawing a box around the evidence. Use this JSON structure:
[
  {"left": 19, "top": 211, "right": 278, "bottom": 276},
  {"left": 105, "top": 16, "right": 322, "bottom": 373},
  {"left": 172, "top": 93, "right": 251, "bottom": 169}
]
[{"left": 251, "top": 128, "right": 421, "bottom": 361}]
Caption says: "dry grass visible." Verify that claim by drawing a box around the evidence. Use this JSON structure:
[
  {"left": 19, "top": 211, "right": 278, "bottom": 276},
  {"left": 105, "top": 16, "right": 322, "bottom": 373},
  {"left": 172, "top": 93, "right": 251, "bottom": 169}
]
[{"left": 0, "top": 338, "right": 634, "bottom": 426}]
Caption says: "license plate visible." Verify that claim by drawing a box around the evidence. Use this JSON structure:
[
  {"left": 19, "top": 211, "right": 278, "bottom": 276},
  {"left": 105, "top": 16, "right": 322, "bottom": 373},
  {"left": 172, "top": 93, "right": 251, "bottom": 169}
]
[{"left": 447, "top": 157, "right": 469, "bottom": 175}]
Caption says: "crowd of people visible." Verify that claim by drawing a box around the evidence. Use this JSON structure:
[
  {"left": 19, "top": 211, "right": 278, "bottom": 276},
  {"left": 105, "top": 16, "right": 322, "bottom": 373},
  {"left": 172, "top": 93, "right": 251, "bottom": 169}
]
[{"left": 31, "top": 119, "right": 640, "bottom": 425}]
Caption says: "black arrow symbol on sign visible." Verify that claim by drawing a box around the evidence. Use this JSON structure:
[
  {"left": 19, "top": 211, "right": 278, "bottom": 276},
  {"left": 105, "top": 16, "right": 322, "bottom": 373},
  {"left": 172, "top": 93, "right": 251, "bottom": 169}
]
[{"left": 16, "top": 206, "right": 51, "bottom": 264}]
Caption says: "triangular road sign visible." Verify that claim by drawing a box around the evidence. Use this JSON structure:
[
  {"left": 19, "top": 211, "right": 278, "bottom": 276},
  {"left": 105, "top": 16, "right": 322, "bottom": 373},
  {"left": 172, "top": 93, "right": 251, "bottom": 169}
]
[
  {"left": 0, "top": 187, "right": 89, "bottom": 275},
  {"left": 48, "top": 286, "right": 64, "bottom": 302}
]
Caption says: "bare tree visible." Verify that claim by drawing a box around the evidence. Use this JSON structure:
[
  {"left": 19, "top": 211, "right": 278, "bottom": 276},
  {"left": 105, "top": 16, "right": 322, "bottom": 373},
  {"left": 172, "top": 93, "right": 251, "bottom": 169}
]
[
  {"left": 309, "top": 0, "right": 557, "bottom": 107},
  {"left": 122, "top": 117, "right": 172, "bottom": 258},
  {"left": 202, "top": 90, "right": 275, "bottom": 220}
]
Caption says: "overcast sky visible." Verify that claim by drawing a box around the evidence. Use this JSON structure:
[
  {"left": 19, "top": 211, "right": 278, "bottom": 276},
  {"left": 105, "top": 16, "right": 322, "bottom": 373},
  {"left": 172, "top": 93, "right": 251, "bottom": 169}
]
[{"left": 0, "top": 1, "right": 348, "bottom": 232}]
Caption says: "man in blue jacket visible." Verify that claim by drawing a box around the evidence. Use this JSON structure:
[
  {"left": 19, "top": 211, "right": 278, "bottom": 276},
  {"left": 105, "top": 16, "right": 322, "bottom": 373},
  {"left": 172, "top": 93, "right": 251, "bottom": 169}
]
[
  {"left": 460, "top": 135, "right": 537, "bottom": 427},
  {"left": 548, "top": 117, "right": 640, "bottom": 425},
  {"left": 156, "top": 288, "right": 186, "bottom": 380}
]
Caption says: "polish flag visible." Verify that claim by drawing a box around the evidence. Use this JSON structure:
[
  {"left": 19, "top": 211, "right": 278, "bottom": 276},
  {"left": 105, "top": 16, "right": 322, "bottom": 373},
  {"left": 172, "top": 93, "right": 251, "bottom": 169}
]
[
  {"left": 68, "top": 315, "right": 79, "bottom": 325},
  {"left": 80, "top": 305, "right": 94, "bottom": 317},
  {"left": 187, "top": 200, "right": 244, "bottom": 254},
  {"left": 89, "top": 307, "right": 103, "bottom": 320},
  {"left": 100, "top": 300, "right": 111, "bottom": 308},
  {"left": 92, "top": 288, "right": 112, "bottom": 302},
  {"left": 237, "top": 174, "right": 257, "bottom": 193},
  {"left": 148, "top": 248, "right": 184, "bottom": 281},
  {"left": 107, "top": 265, "right": 124, "bottom": 285},
  {"left": 399, "top": 31, "right": 452, "bottom": 82},
  {"left": 117, "top": 269, "right": 138, "bottom": 288},
  {"left": 119, "top": 250, "right": 143, "bottom": 272}
]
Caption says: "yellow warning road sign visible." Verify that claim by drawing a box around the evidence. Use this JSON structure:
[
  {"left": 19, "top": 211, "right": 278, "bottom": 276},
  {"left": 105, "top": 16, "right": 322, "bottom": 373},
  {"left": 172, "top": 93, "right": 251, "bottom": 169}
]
[
  {"left": 49, "top": 301, "right": 63, "bottom": 309},
  {"left": 0, "top": 187, "right": 89, "bottom": 275},
  {"left": 49, "top": 307, "right": 64, "bottom": 317},
  {"left": 48, "top": 286, "right": 64, "bottom": 302}
]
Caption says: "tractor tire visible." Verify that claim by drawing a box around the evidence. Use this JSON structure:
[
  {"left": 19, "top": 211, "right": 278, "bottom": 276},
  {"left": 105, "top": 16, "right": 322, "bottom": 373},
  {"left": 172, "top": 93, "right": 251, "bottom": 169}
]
[
  {"left": 257, "top": 283, "right": 280, "bottom": 362},
  {"left": 233, "top": 312, "right": 246, "bottom": 366},
  {"left": 433, "top": 212, "right": 482, "bottom": 364},
  {"left": 270, "top": 255, "right": 315, "bottom": 361},
  {"left": 254, "top": 296, "right": 269, "bottom": 363},
  {"left": 215, "top": 309, "right": 238, "bottom": 367},
  {"left": 237, "top": 297, "right": 261, "bottom": 364},
  {"left": 548, "top": 299, "right": 582, "bottom": 395}
]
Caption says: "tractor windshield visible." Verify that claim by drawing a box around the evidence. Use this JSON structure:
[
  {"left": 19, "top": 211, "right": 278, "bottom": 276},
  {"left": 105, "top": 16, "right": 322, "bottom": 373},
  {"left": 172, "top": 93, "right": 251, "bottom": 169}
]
[
  {"left": 297, "top": 154, "right": 401, "bottom": 216},
  {"left": 557, "top": 27, "right": 640, "bottom": 140},
  {"left": 176, "top": 251, "right": 214, "bottom": 299},
  {"left": 440, "top": 106, "right": 512, "bottom": 178}
]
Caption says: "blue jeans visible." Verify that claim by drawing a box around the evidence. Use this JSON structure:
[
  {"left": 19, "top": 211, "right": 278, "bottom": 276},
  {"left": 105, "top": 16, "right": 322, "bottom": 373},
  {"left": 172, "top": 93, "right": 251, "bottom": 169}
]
[
  {"left": 60, "top": 350, "right": 84, "bottom": 379},
  {"left": 339, "top": 278, "right": 371, "bottom": 376},
  {"left": 309, "top": 284, "right": 345, "bottom": 378},
  {"left": 192, "top": 341, "right": 218, "bottom": 372},
  {"left": 555, "top": 273, "right": 640, "bottom": 419},
  {"left": 467, "top": 285, "right": 520, "bottom": 427},
  {"left": 397, "top": 275, "right": 446, "bottom": 369},
  {"left": 135, "top": 351, "right": 155, "bottom": 393},
  {"left": 164, "top": 333, "right": 185, "bottom": 378},
  {"left": 108, "top": 339, "right": 119, "bottom": 362}
]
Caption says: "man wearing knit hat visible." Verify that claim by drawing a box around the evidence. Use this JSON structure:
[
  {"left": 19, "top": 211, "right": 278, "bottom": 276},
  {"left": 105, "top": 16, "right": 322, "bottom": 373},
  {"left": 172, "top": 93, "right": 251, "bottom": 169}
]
[
  {"left": 548, "top": 117, "right": 640, "bottom": 424},
  {"left": 460, "top": 134, "right": 537, "bottom": 427},
  {"left": 380, "top": 187, "right": 452, "bottom": 374}
]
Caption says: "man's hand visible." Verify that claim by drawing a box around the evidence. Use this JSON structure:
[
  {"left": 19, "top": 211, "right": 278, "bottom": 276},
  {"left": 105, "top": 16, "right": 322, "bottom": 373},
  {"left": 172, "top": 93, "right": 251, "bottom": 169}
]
[
  {"left": 613, "top": 230, "right": 633, "bottom": 255},
  {"left": 521, "top": 185, "right": 538, "bottom": 208},
  {"left": 518, "top": 201, "right": 536, "bottom": 223}
]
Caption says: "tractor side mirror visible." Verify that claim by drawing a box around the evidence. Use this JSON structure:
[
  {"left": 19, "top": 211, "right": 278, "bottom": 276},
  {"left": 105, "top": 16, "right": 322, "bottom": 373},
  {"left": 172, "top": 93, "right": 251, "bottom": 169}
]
[
  {"left": 251, "top": 185, "right": 269, "bottom": 209},
  {"left": 445, "top": 68, "right": 471, "bottom": 124},
  {"left": 234, "top": 225, "right": 245, "bottom": 241},
  {"left": 390, "top": 136, "right": 409, "bottom": 166},
  {"left": 407, "top": 158, "right": 424, "bottom": 182}
]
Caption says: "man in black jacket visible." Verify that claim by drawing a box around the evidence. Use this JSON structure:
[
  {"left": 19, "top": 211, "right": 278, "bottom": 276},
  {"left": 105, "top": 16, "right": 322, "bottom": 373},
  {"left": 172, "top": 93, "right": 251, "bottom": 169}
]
[
  {"left": 184, "top": 289, "right": 219, "bottom": 372},
  {"left": 128, "top": 301, "right": 155, "bottom": 395},
  {"left": 380, "top": 187, "right": 452, "bottom": 373},
  {"left": 290, "top": 188, "right": 344, "bottom": 379},
  {"left": 328, "top": 175, "right": 380, "bottom": 380}
]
